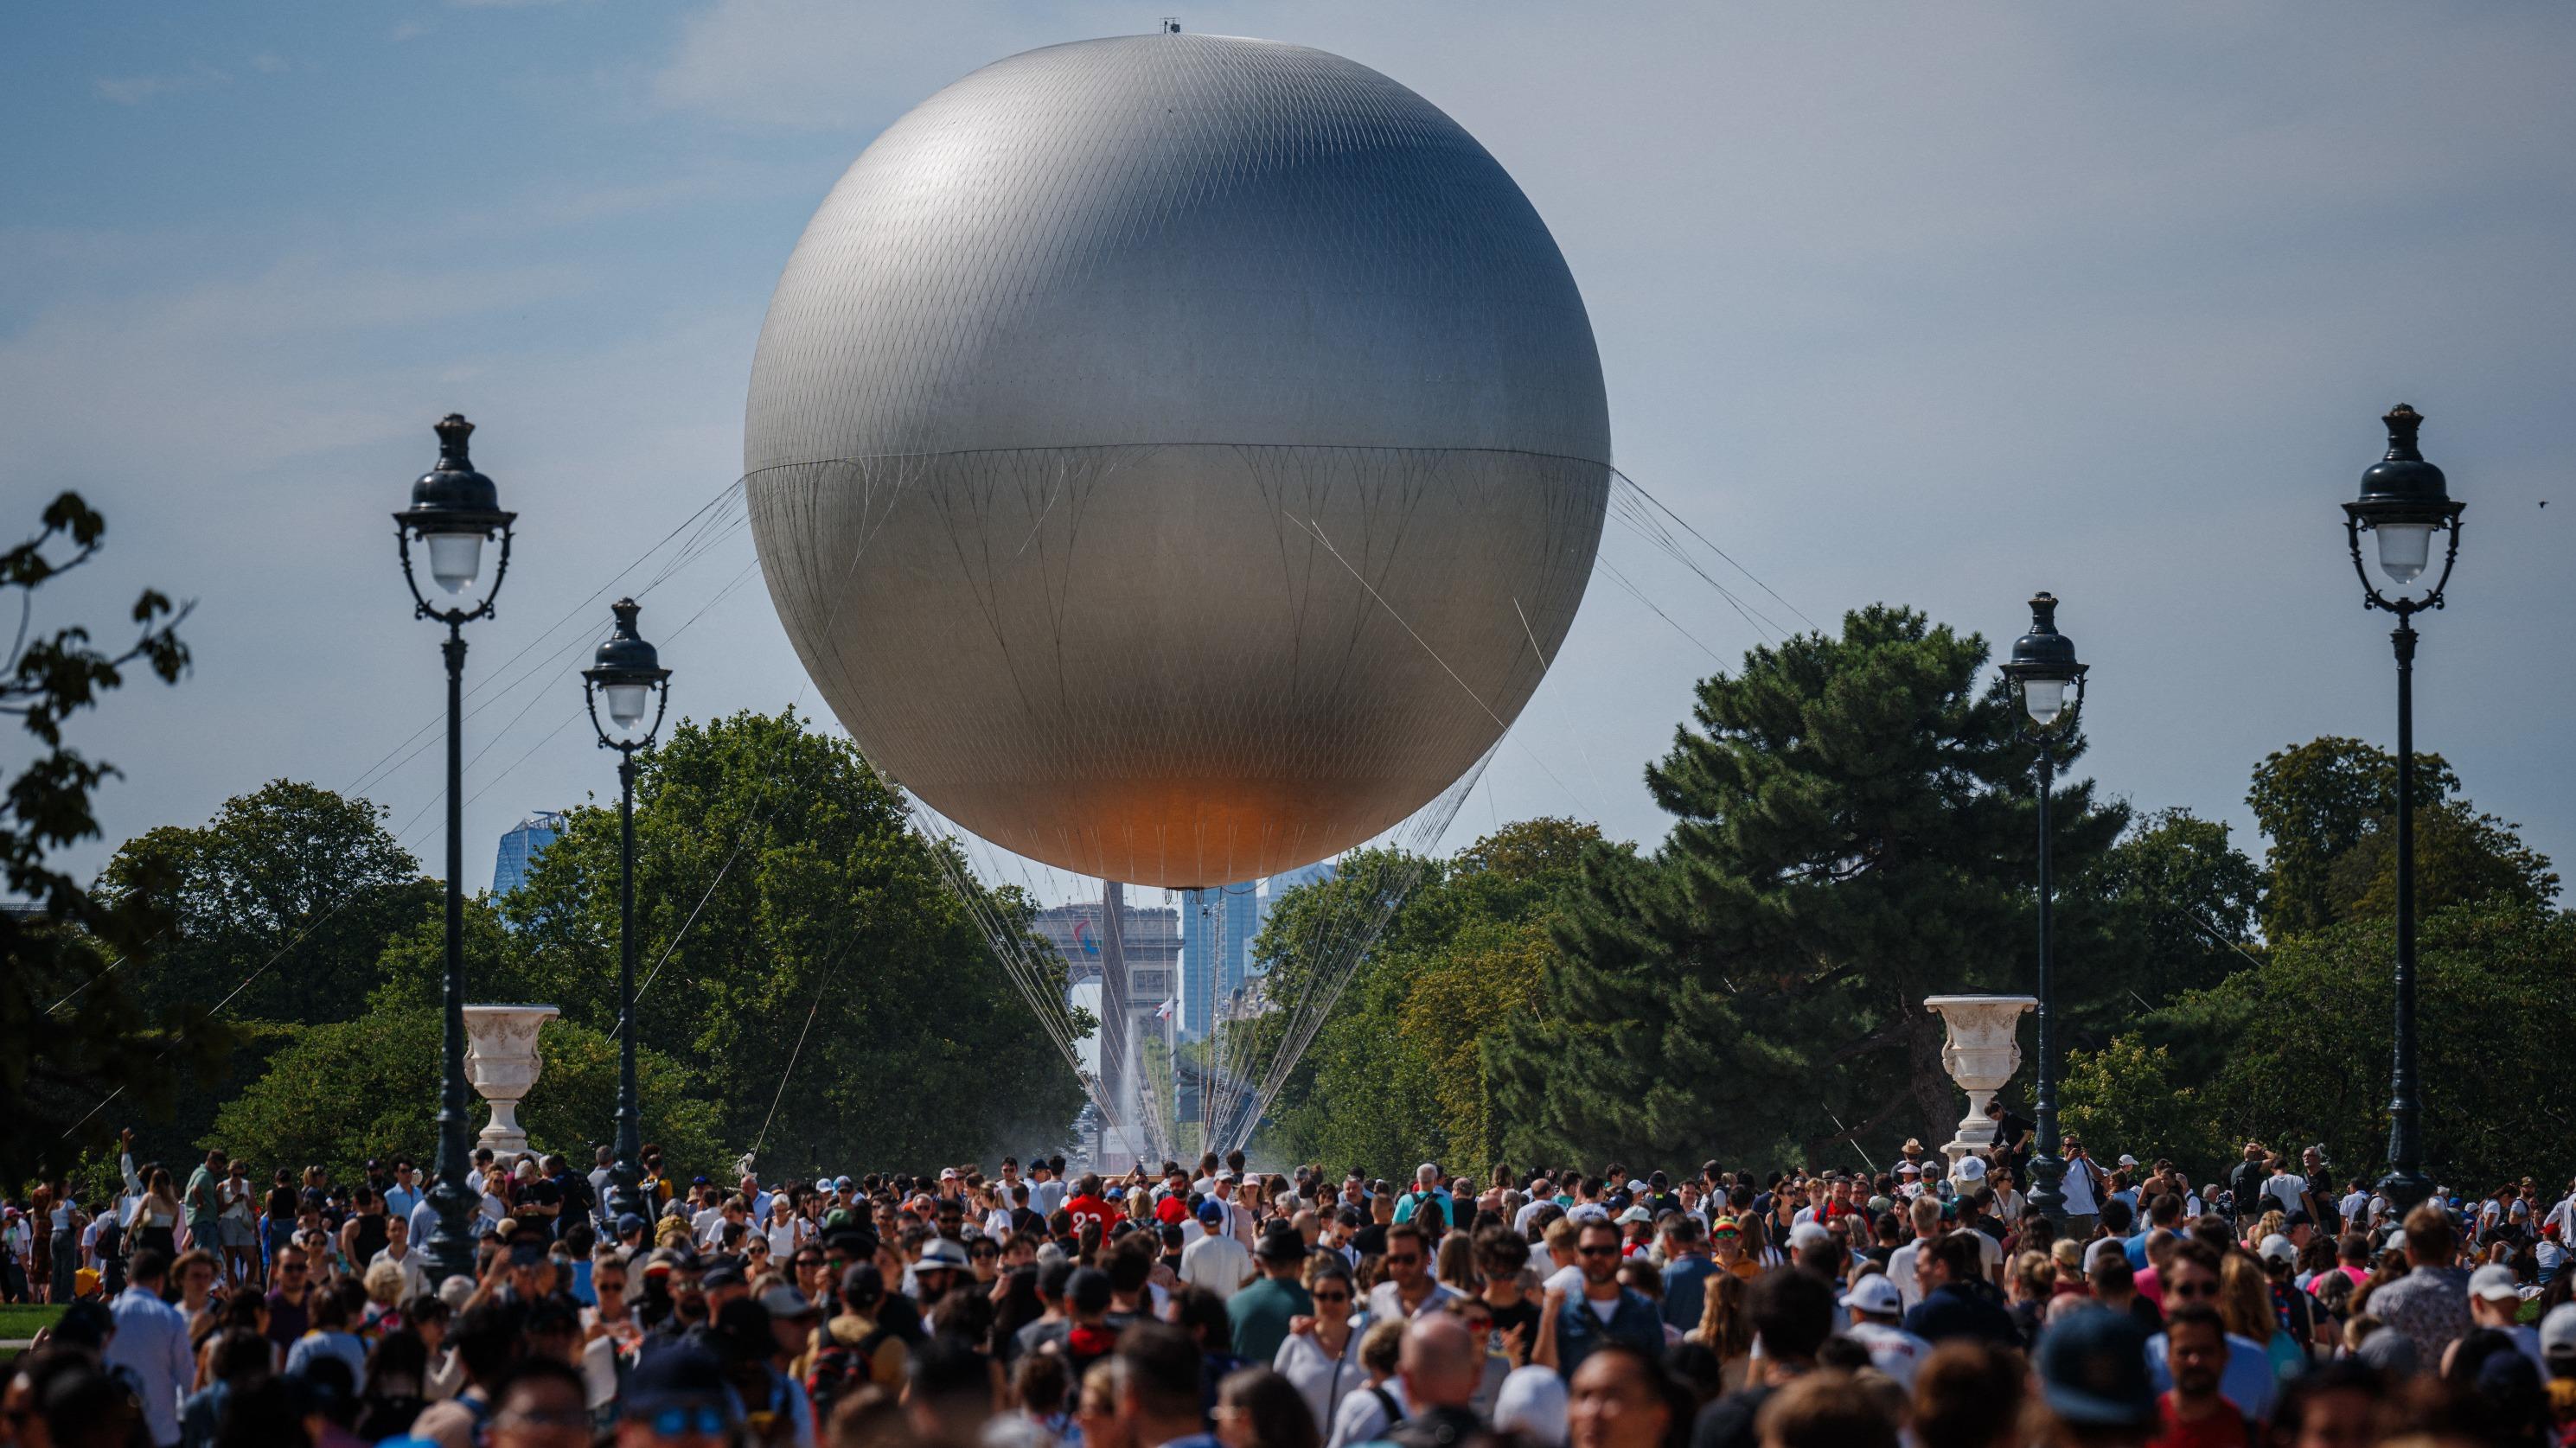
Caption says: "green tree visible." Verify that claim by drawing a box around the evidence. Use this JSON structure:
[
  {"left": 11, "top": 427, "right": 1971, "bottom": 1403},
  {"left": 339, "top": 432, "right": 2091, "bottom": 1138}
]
[
  {"left": 105, "top": 781, "right": 434, "bottom": 1027},
  {"left": 204, "top": 1008, "right": 724, "bottom": 1184},
  {"left": 2068, "top": 807, "right": 2266, "bottom": 1013},
  {"left": 2249, "top": 737, "right": 2454, "bottom": 939},
  {"left": 2325, "top": 799, "right": 2558, "bottom": 922},
  {"left": 1246, "top": 819, "right": 1598, "bottom": 1173},
  {"left": 2249, "top": 737, "right": 2554, "bottom": 939},
  {"left": 497, "top": 710, "right": 1086, "bottom": 1171},
  {"left": 1486, "top": 605, "right": 2128, "bottom": 1172},
  {"left": 2062, "top": 897, "right": 2576, "bottom": 1190},
  {"left": 2, "top": 492, "right": 213, "bottom": 1184}
]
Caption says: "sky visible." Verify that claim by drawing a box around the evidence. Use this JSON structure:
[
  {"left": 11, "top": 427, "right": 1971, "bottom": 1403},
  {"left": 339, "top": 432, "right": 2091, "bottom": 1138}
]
[{"left": 11, "top": 0, "right": 2576, "bottom": 922}]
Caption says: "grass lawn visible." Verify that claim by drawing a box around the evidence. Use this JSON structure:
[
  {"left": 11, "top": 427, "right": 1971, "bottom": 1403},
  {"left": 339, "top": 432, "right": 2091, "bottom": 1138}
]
[{"left": 0, "top": 1303, "right": 64, "bottom": 1343}]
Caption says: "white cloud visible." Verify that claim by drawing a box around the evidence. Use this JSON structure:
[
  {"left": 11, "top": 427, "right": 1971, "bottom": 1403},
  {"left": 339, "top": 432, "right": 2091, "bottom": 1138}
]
[{"left": 93, "top": 62, "right": 233, "bottom": 105}]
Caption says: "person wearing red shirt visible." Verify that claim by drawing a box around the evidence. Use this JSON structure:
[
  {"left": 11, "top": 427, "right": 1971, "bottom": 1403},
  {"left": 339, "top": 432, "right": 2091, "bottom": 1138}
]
[
  {"left": 2151, "top": 1304, "right": 2251, "bottom": 1448},
  {"left": 1063, "top": 1174, "right": 1116, "bottom": 1235}
]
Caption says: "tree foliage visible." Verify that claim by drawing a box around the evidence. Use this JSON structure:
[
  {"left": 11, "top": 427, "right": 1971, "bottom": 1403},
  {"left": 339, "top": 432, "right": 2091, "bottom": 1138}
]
[
  {"left": 106, "top": 781, "right": 434, "bottom": 1026},
  {"left": 1486, "top": 606, "right": 2128, "bottom": 1172},
  {"left": 2, "top": 492, "right": 214, "bottom": 1186},
  {"left": 491, "top": 710, "right": 1087, "bottom": 1174},
  {"left": 204, "top": 1007, "right": 724, "bottom": 1184},
  {"left": 2063, "top": 898, "right": 2576, "bottom": 1188},
  {"left": 1250, "top": 819, "right": 1597, "bottom": 1174}
]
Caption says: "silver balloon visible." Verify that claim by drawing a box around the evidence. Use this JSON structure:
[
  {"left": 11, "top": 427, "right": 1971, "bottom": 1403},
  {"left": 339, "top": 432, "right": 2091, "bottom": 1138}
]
[{"left": 746, "top": 34, "right": 1610, "bottom": 887}]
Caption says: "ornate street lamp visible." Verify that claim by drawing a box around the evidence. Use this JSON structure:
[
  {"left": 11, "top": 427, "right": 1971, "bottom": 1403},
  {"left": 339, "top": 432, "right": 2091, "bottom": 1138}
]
[
  {"left": 582, "top": 599, "right": 671, "bottom": 1227},
  {"left": 393, "top": 414, "right": 516, "bottom": 1287},
  {"left": 1998, "top": 591, "right": 2087, "bottom": 1223},
  {"left": 2343, "top": 404, "right": 2463, "bottom": 1219}
]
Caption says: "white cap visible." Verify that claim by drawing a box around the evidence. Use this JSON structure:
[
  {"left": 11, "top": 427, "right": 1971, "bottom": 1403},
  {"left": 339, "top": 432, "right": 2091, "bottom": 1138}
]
[
  {"left": 1788, "top": 1222, "right": 1834, "bottom": 1253},
  {"left": 2468, "top": 1263, "right": 2522, "bottom": 1302},
  {"left": 1839, "top": 1274, "right": 1903, "bottom": 1316},
  {"left": 1493, "top": 1364, "right": 1569, "bottom": 1445},
  {"left": 2257, "top": 1234, "right": 2297, "bottom": 1266},
  {"left": 2117, "top": 1154, "right": 2140, "bottom": 1168},
  {"left": 2540, "top": 1302, "right": 2576, "bottom": 1356},
  {"left": 1896, "top": 1161, "right": 1921, "bottom": 1177},
  {"left": 1617, "top": 1206, "right": 1652, "bottom": 1225}
]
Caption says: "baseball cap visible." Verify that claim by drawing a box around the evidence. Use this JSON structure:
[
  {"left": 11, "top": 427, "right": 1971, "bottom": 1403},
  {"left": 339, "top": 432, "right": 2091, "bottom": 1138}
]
[
  {"left": 622, "top": 1345, "right": 738, "bottom": 1423},
  {"left": 2257, "top": 1234, "right": 2298, "bottom": 1266},
  {"left": 2035, "top": 1309, "right": 2156, "bottom": 1428},
  {"left": 2538, "top": 1302, "right": 2576, "bottom": 1357},
  {"left": 1787, "top": 1222, "right": 1832, "bottom": 1253},
  {"left": 1616, "top": 1206, "right": 1651, "bottom": 1225},
  {"left": 940, "top": 1167, "right": 959, "bottom": 1180},
  {"left": 1197, "top": 1198, "right": 1225, "bottom": 1224},
  {"left": 615, "top": 1213, "right": 646, "bottom": 1237},
  {"left": 2116, "top": 1154, "right": 2140, "bottom": 1168},
  {"left": 701, "top": 1260, "right": 747, "bottom": 1290},
  {"left": 1839, "top": 1274, "right": 1902, "bottom": 1316},
  {"left": 2469, "top": 1263, "right": 2522, "bottom": 1302},
  {"left": 757, "top": 1285, "right": 819, "bottom": 1319},
  {"left": 815, "top": 1177, "right": 834, "bottom": 1194}
]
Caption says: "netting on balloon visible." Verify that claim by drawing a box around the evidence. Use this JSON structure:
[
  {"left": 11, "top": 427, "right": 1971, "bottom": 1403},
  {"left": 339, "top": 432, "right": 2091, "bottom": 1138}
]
[
  {"left": 742, "top": 441, "right": 1599, "bottom": 1162},
  {"left": 744, "top": 443, "right": 1607, "bottom": 889}
]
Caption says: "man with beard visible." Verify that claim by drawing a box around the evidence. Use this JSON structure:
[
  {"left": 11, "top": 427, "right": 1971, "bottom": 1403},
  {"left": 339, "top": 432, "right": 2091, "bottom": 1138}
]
[
  {"left": 636, "top": 1252, "right": 711, "bottom": 1362},
  {"left": 1552, "top": 1219, "right": 1664, "bottom": 1379},
  {"left": 2151, "top": 1304, "right": 2252, "bottom": 1448},
  {"left": 911, "top": 1236, "right": 969, "bottom": 1333}
]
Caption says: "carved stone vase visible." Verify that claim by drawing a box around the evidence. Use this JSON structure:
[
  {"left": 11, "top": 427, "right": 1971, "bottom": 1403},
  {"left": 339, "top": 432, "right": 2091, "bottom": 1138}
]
[
  {"left": 1923, "top": 995, "right": 2037, "bottom": 1166},
  {"left": 463, "top": 1004, "right": 559, "bottom": 1164}
]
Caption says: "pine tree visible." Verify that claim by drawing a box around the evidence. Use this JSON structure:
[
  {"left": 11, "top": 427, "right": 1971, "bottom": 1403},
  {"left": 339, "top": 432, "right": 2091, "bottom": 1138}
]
[{"left": 1489, "top": 604, "right": 2127, "bottom": 1171}]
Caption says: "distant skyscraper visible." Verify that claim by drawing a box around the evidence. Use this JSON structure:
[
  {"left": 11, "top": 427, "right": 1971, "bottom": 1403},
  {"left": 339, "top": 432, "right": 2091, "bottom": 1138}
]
[
  {"left": 1179, "top": 883, "right": 1256, "bottom": 1042},
  {"left": 1255, "top": 860, "right": 1338, "bottom": 941},
  {"left": 492, "top": 811, "right": 566, "bottom": 897}
]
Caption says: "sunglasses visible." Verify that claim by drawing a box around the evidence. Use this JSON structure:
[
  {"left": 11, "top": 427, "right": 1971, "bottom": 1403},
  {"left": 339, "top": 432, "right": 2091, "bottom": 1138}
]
[
  {"left": 1385, "top": 1253, "right": 1422, "bottom": 1266},
  {"left": 642, "top": 1407, "right": 731, "bottom": 1436},
  {"left": 1577, "top": 1245, "right": 1619, "bottom": 1257},
  {"left": 1312, "top": 1290, "right": 1351, "bottom": 1304},
  {"left": 2168, "top": 1281, "right": 2217, "bottom": 1299}
]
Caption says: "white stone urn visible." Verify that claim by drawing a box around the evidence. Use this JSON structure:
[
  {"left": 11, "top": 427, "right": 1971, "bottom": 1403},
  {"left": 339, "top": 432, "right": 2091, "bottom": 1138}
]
[
  {"left": 1923, "top": 995, "right": 2037, "bottom": 1166},
  {"left": 463, "top": 1005, "right": 559, "bottom": 1163}
]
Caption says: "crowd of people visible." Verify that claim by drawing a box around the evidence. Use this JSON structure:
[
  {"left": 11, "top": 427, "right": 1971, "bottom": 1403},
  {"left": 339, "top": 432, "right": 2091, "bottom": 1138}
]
[{"left": 7, "top": 1113, "right": 2576, "bottom": 1448}]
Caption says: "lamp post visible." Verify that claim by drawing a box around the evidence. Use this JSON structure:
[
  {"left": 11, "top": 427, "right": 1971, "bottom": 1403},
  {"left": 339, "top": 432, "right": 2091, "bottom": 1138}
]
[
  {"left": 2343, "top": 404, "right": 2463, "bottom": 1220},
  {"left": 1998, "top": 591, "right": 2087, "bottom": 1222},
  {"left": 393, "top": 415, "right": 516, "bottom": 1287},
  {"left": 581, "top": 598, "right": 671, "bottom": 1227}
]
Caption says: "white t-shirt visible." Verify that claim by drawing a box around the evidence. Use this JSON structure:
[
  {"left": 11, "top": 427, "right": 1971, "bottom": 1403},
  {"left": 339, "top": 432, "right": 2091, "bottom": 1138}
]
[
  {"left": 1325, "top": 1375, "right": 1407, "bottom": 1448},
  {"left": 2060, "top": 1158, "right": 2102, "bottom": 1216},
  {"left": 2263, "top": 1174, "right": 2308, "bottom": 1216},
  {"left": 1179, "top": 1232, "right": 1252, "bottom": 1298},
  {"left": 1845, "top": 1321, "right": 1933, "bottom": 1387},
  {"left": 1888, "top": 1241, "right": 1928, "bottom": 1309},
  {"left": 764, "top": 1216, "right": 809, "bottom": 1258},
  {"left": 1366, "top": 1279, "right": 1463, "bottom": 1323}
]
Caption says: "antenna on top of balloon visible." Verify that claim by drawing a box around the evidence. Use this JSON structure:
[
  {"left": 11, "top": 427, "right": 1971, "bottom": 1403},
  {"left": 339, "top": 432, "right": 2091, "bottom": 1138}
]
[{"left": 1160, "top": 17, "right": 1180, "bottom": 33}]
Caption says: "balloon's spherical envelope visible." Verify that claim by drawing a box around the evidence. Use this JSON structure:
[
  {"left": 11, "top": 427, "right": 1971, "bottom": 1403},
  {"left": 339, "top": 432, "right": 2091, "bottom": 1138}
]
[{"left": 746, "top": 34, "right": 1609, "bottom": 887}]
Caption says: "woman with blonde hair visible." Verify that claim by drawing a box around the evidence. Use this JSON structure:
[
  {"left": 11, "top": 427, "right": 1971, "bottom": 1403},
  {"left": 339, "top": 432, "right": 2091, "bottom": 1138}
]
[
  {"left": 2217, "top": 1251, "right": 2302, "bottom": 1381},
  {"left": 1685, "top": 1267, "right": 1752, "bottom": 1391}
]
